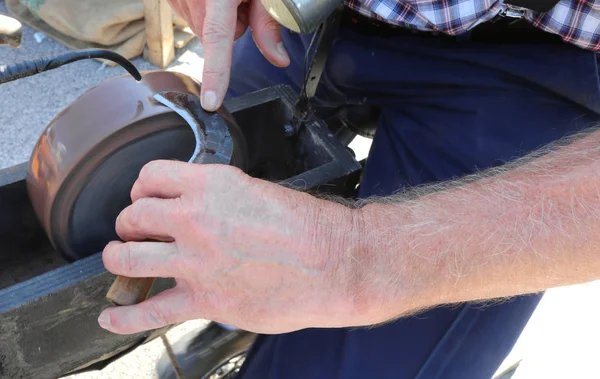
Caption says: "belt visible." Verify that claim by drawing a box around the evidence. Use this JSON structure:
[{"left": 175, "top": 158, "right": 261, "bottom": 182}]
[{"left": 340, "top": 7, "right": 564, "bottom": 45}]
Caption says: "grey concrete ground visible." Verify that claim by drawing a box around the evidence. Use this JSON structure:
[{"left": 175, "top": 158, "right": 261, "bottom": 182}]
[
  {"left": 3, "top": 2, "right": 600, "bottom": 378},
  {"left": 0, "top": 0, "right": 205, "bottom": 169}
]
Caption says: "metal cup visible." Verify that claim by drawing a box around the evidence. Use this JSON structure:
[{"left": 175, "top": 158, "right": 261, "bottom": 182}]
[{"left": 261, "top": 0, "right": 342, "bottom": 34}]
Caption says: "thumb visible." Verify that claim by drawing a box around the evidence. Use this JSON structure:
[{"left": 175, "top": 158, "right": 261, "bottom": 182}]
[
  {"left": 98, "top": 287, "right": 191, "bottom": 334},
  {"left": 249, "top": 0, "right": 290, "bottom": 67}
]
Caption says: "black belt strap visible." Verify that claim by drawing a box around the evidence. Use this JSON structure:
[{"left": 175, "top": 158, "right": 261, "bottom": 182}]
[
  {"left": 507, "top": 0, "right": 560, "bottom": 12},
  {"left": 291, "top": 0, "right": 561, "bottom": 130},
  {"left": 292, "top": 5, "right": 344, "bottom": 132}
]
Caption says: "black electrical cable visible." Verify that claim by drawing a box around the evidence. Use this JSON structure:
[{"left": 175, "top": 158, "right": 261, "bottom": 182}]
[{"left": 0, "top": 49, "right": 142, "bottom": 85}]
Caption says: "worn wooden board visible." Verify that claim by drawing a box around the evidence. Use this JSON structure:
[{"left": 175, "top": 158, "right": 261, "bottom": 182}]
[
  {"left": 174, "top": 27, "right": 195, "bottom": 49},
  {"left": 0, "top": 163, "right": 176, "bottom": 379},
  {"left": 143, "top": 0, "right": 174, "bottom": 68}
]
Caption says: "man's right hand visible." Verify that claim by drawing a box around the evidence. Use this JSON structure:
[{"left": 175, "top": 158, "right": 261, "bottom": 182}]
[{"left": 168, "top": 0, "right": 291, "bottom": 111}]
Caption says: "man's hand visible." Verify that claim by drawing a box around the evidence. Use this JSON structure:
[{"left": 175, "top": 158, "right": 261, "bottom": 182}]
[
  {"left": 97, "top": 128, "right": 600, "bottom": 336},
  {"left": 98, "top": 160, "right": 366, "bottom": 335},
  {"left": 168, "top": 0, "right": 290, "bottom": 111}
]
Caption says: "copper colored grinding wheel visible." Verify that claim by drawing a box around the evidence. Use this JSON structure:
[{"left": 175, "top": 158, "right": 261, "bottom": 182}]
[{"left": 26, "top": 71, "right": 248, "bottom": 303}]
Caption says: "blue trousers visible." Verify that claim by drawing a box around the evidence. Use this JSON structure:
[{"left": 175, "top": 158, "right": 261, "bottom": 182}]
[{"left": 226, "top": 23, "right": 600, "bottom": 379}]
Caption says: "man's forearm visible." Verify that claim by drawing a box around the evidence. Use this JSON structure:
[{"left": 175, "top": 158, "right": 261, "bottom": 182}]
[{"left": 352, "top": 127, "right": 600, "bottom": 323}]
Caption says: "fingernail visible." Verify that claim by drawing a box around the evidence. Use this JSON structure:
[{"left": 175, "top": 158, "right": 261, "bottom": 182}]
[
  {"left": 277, "top": 42, "right": 289, "bottom": 62},
  {"left": 202, "top": 90, "right": 218, "bottom": 111},
  {"left": 98, "top": 312, "right": 111, "bottom": 330}
]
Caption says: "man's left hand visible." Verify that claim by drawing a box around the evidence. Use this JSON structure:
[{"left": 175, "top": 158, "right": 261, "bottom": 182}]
[{"left": 97, "top": 160, "right": 363, "bottom": 335}]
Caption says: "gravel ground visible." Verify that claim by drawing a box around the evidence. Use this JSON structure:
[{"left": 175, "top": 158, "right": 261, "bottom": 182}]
[{"left": 3, "top": 2, "right": 600, "bottom": 378}]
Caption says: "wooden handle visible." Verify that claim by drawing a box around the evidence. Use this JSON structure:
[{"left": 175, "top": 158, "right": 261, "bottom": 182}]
[
  {"left": 106, "top": 276, "right": 156, "bottom": 306},
  {"left": 0, "top": 14, "right": 22, "bottom": 48},
  {"left": 143, "top": 0, "right": 175, "bottom": 68}
]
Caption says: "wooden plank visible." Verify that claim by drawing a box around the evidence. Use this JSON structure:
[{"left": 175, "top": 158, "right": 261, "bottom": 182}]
[
  {"left": 0, "top": 252, "right": 175, "bottom": 379},
  {"left": 0, "top": 165, "right": 178, "bottom": 378},
  {"left": 174, "top": 26, "right": 196, "bottom": 49},
  {"left": 143, "top": 0, "right": 175, "bottom": 68}
]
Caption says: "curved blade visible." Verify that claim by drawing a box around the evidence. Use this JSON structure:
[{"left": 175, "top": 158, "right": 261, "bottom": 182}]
[{"left": 153, "top": 91, "right": 233, "bottom": 165}]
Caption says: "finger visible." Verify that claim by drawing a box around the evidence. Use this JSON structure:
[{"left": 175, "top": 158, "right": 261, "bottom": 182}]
[
  {"left": 131, "top": 160, "right": 188, "bottom": 202},
  {"left": 102, "top": 240, "right": 181, "bottom": 278},
  {"left": 249, "top": 0, "right": 290, "bottom": 67},
  {"left": 235, "top": 1, "right": 250, "bottom": 39},
  {"left": 98, "top": 287, "right": 193, "bottom": 334},
  {"left": 116, "top": 197, "right": 179, "bottom": 241},
  {"left": 200, "top": 0, "right": 240, "bottom": 111},
  {"left": 167, "top": 0, "right": 184, "bottom": 18},
  {"left": 185, "top": 0, "right": 207, "bottom": 38},
  {"left": 172, "top": 0, "right": 194, "bottom": 31}
]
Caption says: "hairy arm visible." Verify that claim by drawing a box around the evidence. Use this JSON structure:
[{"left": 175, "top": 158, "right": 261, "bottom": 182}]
[
  {"left": 349, "top": 128, "right": 600, "bottom": 324},
  {"left": 98, "top": 126, "right": 600, "bottom": 335}
]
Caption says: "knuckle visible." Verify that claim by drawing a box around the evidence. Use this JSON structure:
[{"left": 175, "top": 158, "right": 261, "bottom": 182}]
[
  {"left": 202, "top": 20, "right": 231, "bottom": 44},
  {"left": 102, "top": 243, "right": 120, "bottom": 270},
  {"left": 180, "top": 164, "right": 204, "bottom": 185},
  {"left": 210, "top": 163, "right": 242, "bottom": 180},
  {"left": 123, "top": 211, "right": 140, "bottom": 231},
  {"left": 129, "top": 198, "right": 150, "bottom": 225},
  {"left": 225, "top": 164, "right": 245, "bottom": 177},
  {"left": 222, "top": 165, "right": 251, "bottom": 187},
  {"left": 138, "top": 161, "right": 157, "bottom": 181},
  {"left": 201, "top": 68, "right": 228, "bottom": 81}
]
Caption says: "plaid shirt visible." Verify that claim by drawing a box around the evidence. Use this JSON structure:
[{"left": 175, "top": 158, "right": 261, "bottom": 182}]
[{"left": 344, "top": 0, "right": 600, "bottom": 51}]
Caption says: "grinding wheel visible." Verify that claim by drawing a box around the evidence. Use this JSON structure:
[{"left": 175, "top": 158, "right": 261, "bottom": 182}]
[{"left": 26, "top": 70, "right": 248, "bottom": 266}]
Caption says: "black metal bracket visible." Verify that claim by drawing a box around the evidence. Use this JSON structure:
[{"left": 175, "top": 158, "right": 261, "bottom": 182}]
[{"left": 292, "top": 5, "right": 344, "bottom": 132}]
